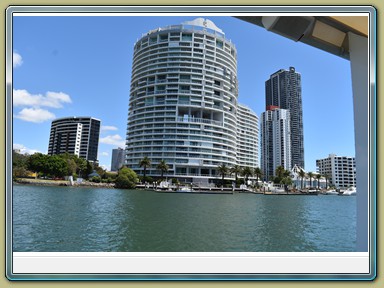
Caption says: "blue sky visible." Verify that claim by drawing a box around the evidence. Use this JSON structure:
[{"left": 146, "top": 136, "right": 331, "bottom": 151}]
[{"left": 12, "top": 15, "right": 355, "bottom": 172}]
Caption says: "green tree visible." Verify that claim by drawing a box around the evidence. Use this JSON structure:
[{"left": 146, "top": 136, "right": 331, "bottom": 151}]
[
  {"left": 13, "top": 166, "right": 29, "bottom": 178},
  {"left": 217, "top": 164, "right": 228, "bottom": 187},
  {"left": 94, "top": 164, "right": 106, "bottom": 179},
  {"left": 307, "top": 172, "right": 314, "bottom": 188},
  {"left": 254, "top": 167, "right": 263, "bottom": 187},
  {"left": 230, "top": 165, "right": 242, "bottom": 184},
  {"left": 58, "top": 153, "right": 85, "bottom": 177},
  {"left": 324, "top": 173, "right": 330, "bottom": 189},
  {"left": 90, "top": 176, "right": 101, "bottom": 183},
  {"left": 13, "top": 150, "right": 29, "bottom": 169},
  {"left": 315, "top": 174, "right": 322, "bottom": 190},
  {"left": 241, "top": 166, "right": 253, "bottom": 184},
  {"left": 275, "top": 165, "right": 285, "bottom": 179},
  {"left": 66, "top": 159, "right": 77, "bottom": 176},
  {"left": 298, "top": 169, "right": 306, "bottom": 189},
  {"left": 273, "top": 165, "right": 286, "bottom": 184},
  {"left": 73, "top": 156, "right": 87, "bottom": 178},
  {"left": 139, "top": 156, "right": 151, "bottom": 178},
  {"left": 46, "top": 155, "right": 68, "bottom": 178},
  {"left": 27, "top": 153, "right": 49, "bottom": 176},
  {"left": 115, "top": 167, "right": 139, "bottom": 189},
  {"left": 281, "top": 175, "right": 293, "bottom": 192},
  {"left": 156, "top": 160, "right": 169, "bottom": 179},
  {"left": 84, "top": 161, "right": 94, "bottom": 179},
  {"left": 12, "top": 150, "right": 30, "bottom": 178},
  {"left": 280, "top": 169, "right": 292, "bottom": 191}
]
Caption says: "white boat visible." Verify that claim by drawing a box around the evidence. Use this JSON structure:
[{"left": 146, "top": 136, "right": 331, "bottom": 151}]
[
  {"left": 176, "top": 187, "right": 193, "bottom": 193},
  {"left": 341, "top": 186, "right": 356, "bottom": 196},
  {"left": 325, "top": 189, "right": 339, "bottom": 195}
]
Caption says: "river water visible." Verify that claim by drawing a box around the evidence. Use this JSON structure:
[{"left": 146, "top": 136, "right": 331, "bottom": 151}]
[{"left": 12, "top": 185, "right": 356, "bottom": 252}]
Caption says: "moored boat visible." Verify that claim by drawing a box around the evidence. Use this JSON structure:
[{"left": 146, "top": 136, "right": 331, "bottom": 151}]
[
  {"left": 325, "top": 189, "right": 339, "bottom": 195},
  {"left": 341, "top": 186, "right": 356, "bottom": 196},
  {"left": 176, "top": 187, "right": 193, "bottom": 193}
]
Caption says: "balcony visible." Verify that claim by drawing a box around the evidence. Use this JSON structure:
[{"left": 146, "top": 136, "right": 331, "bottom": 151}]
[{"left": 176, "top": 116, "right": 223, "bottom": 127}]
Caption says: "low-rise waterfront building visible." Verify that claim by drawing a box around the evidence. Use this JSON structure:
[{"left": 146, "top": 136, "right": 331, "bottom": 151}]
[
  {"left": 316, "top": 154, "right": 356, "bottom": 189},
  {"left": 290, "top": 164, "right": 326, "bottom": 189}
]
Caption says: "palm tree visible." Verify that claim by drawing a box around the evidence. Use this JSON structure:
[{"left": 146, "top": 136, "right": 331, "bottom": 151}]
[
  {"left": 281, "top": 175, "right": 293, "bottom": 193},
  {"left": 298, "top": 169, "right": 306, "bottom": 189},
  {"left": 315, "top": 174, "right": 322, "bottom": 190},
  {"left": 156, "top": 160, "right": 169, "bottom": 179},
  {"left": 139, "top": 156, "right": 151, "bottom": 178},
  {"left": 324, "top": 173, "right": 330, "bottom": 189},
  {"left": 254, "top": 167, "right": 263, "bottom": 187},
  {"left": 275, "top": 165, "right": 285, "bottom": 183},
  {"left": 230, "top": 165, "right": 242, "bottom": 184},
  {"left": 283, "top": 169, "right": 291, "bottom": 178},
  {"left": 241, "top": 166, "right": 253, "bottom": 184},
  {"left": 307, "top": 172, "right": 314, "bottom": 188},
  {"left": 281, "top": 169, "right": 292, "bottom": 191},
  {"left": 217, "top": 164, "right": 228, "bottom": 187},
  {"left": 275, "top": 165, "right": 285, "bottom": 178}
]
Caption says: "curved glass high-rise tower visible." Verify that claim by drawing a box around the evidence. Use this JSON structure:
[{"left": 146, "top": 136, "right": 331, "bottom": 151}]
[{"left": 125, "top": 18, "right": 239, "bottom": 182}]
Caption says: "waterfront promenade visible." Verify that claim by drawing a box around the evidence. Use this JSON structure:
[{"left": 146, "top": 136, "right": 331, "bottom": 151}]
[{"left": 14, "top": 178, "right": 325, "bottom": 195}]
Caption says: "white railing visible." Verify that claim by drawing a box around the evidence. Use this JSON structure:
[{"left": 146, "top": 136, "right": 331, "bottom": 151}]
[{"left": 176, "top": 116, "right": 223, "bottom": 126}]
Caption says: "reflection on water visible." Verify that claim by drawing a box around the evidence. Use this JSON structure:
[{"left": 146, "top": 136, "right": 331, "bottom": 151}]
[{"left": 12, "top": 185, "right": 356, "bottom": 252}]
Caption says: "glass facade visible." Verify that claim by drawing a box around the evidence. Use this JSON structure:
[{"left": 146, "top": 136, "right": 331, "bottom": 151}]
[{"left": 265, "top": 67, "right": 304, "bottom": 169}]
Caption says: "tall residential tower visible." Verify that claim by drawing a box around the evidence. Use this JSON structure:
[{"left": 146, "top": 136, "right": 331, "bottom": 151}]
[
  {"left": 265, "top": 67, "right": 304, "bottom": 169},
  {"left": 48, "top": 116, "right": 101, "bottom": 162},
  {"left": 260, "top": 107, "right": 291, "bottom": 181},
  {"left": 237, "top": 104, "right": 259, "bottom": 169},
  {"left": 125, "top": 18, "right": 258, "bottom": 183}
]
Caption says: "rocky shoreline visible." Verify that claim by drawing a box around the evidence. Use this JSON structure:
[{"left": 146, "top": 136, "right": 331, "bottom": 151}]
[{"left": 14, "top": 178, "right": 115, "bottom": 188}]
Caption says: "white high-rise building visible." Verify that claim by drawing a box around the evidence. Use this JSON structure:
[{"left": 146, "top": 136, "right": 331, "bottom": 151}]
[
  {"left": 125, "top": 18, "right": 258, "bottom": 183},
  {"left": 260, "top": 107, "right": 291, "bottom": 181},
  {"left": 316, "top": 154, "right": 356, "bottom": 189},
  {"left": 237, "top": 104, "right": 259, "bottom": 169}
]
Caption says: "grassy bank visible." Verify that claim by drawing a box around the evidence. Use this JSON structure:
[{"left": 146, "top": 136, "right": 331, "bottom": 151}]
[{"left": 13, "top": 178, "right": 115, "bottom": 188}]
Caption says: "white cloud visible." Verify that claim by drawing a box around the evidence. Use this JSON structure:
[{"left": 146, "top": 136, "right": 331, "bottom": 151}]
[
  {"left": 13, "top": 143, "right": 42, "bottom": 155},
  {"left": 13, "top": 52, "right": 23, "bottom": 68},
  {"left": 101, "top": 125, "right": 118, "bottom": 131},
  {"left": 13, "top": 89, "right": 72, "bottom": 108},
  {"left": 44, "top": 91, "right": 72, "bottom": 107},
  {"left": 14, "top": 108, "right": 56, "bottom": 123},
  {"left": 100, "top": 152, "right": 109, "bottom": 157},
  {"left": 99, "top": 134, "right": 125, "bottom": 147}
]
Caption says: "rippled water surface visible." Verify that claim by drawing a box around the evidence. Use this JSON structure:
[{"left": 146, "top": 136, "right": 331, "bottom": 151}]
[{"left": 12, "top": 185, "right": 356, "bottom": 252}]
